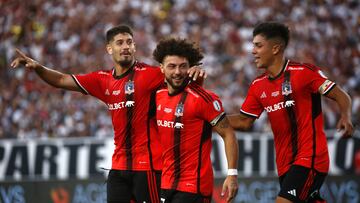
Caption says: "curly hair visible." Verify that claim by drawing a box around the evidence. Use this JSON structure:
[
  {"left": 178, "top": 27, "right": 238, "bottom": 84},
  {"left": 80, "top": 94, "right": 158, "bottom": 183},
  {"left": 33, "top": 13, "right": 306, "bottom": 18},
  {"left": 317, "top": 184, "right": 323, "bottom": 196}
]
[{"left": 153, "top": 38, "right": 203, "bottom": 66}]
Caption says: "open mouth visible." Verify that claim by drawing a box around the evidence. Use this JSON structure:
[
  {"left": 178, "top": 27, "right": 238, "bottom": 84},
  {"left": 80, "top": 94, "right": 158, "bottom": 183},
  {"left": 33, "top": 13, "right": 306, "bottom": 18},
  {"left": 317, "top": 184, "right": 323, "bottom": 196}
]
[
  {"left": 173, "top": 77, "right": 183, "bottom": 83},
  {"left": 121, "top": 52, "right": 131, "bottom": 56}
]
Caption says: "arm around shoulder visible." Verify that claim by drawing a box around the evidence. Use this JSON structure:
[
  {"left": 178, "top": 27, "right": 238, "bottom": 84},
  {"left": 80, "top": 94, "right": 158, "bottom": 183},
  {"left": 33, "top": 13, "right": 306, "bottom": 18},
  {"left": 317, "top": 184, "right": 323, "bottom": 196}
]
[{"left": 227, "top": 113, "right": 255, "bottom": 131}]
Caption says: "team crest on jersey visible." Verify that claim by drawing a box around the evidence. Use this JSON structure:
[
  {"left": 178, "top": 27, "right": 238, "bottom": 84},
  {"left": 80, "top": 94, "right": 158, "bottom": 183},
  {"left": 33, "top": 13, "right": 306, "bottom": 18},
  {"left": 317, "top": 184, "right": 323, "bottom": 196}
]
[
  {"left": 281, "top": 81, "right": 292, "bottom": 96},
  {"left": 174, "top": 104, "right": 184, "bottom": 117},
  {"left": 213, "top": 100, "right": 221, "bottom": 111},
  {"left": 125, "top": 80, "right": 134, "bottom": 94}
]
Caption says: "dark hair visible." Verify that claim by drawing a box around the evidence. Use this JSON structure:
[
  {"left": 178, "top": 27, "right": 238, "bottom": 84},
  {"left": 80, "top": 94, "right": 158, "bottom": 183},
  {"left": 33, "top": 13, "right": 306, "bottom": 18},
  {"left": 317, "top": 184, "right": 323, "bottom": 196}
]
[
  {"left": 153, "top": 38, "right": 203, "bottom": 66},
  {"left": 106, "top": 25, "right": 134, "bottom": 43},
  {"left": 253, "top": 22, "right": 290, "bottom": 47}
]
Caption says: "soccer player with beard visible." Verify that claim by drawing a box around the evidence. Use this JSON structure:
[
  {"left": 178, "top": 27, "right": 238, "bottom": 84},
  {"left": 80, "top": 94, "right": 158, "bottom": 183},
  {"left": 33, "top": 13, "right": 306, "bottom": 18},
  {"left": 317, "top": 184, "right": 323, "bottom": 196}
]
[
  {"left": 228, "top": 22, "right": 354, "bottom": 203},
  {"left": 153, "top": 38, "right": 239, "bottom": 203},
  {"left": 11, "top": 25, "right": 206, "bottom": 203}
]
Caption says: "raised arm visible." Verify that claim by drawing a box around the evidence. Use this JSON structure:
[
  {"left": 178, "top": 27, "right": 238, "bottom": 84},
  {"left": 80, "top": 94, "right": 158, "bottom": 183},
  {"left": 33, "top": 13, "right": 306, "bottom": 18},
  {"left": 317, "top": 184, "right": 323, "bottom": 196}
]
[
  {"left": 10, "top": 49, "right": 81, "bottom": 92},
  {"left": 227, "top": 113, "right": 256, "bottom": 131},
  {"left": 324, "top": 85, "right": 354, "bottom": 138},
  {"left": 213, "top": 116, "right": 239, "bottom": 202}
]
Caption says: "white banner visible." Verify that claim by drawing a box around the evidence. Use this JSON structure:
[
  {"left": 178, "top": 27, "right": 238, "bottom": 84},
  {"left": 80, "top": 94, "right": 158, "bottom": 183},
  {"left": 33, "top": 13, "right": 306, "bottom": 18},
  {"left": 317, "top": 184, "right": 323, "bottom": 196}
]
[{"left": 0, "top": 130, "right": 359, "bottom": 180}]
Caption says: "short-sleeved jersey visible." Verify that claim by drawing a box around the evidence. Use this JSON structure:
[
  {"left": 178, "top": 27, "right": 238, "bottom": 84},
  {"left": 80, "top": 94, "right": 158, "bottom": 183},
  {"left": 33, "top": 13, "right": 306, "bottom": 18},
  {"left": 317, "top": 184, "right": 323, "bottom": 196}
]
[
  {"left": 155, "top": 83, "right": 225, "bottom": 196},
  {"left": 241, "top": 60, "right": 334, "bottom": 176},
  {"left": 72, "top": 62, "right": 164, "bottom": 171}
]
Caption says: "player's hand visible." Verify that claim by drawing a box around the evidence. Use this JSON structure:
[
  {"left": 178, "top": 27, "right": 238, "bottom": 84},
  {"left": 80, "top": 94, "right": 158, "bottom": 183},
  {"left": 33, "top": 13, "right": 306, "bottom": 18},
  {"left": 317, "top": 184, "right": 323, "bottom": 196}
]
[
  {"left": 188, "top": 65, "right": 207, "bottom": 82},
  {"left": 336, "top": 115, "right": 354, "bottom": 138},
  {"left": 221, "top": 175, "right": 238, "bottom": 202},
  {"left": 10, "top": 49, "right": 40, "bottom": 70}
]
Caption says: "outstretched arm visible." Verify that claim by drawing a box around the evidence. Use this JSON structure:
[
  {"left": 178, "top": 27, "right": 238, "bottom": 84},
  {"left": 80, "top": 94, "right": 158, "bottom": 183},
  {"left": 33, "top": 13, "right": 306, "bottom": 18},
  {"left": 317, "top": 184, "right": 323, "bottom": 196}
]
[
  {"left": 227, "top": 113, "right": 256, "bottom": 131},
  {"left": 10, "top": 49, "right": 81, "bottom": 92},
  {"left": 325, "top": 85, "right": 354, "bottom": 138},
  {"left": 213, "top": 116, "right": 239, "bottom": 202}
]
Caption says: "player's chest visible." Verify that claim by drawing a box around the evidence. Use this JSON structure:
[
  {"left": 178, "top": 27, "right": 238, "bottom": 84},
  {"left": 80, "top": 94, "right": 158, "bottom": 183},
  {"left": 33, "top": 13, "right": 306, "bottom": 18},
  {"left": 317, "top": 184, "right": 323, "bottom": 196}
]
[
  {"left": 103, "top": 77, "right": 146, "bottom": 111},
  {"left": 156, "top": 95, "right": 196, "bottom": 129},
  {"left": 258, "top": 77, "right": 305, "bottom": 113}
]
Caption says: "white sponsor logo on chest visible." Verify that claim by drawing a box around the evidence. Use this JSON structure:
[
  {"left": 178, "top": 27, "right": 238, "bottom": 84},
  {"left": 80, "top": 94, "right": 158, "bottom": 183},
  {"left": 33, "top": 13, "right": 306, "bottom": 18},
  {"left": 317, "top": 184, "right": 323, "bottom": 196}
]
[
  {"left": 157, "top": 120, "right": 184, "bottom": 129},
  {"left": 264, "top": 100, "right": 295, "bottom": 113}
]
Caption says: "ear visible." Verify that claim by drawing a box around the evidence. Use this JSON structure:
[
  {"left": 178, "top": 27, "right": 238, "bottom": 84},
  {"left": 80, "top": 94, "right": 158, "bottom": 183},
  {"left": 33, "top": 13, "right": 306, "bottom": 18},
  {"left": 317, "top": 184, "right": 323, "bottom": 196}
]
[
  {"left": 106, "top": 44, "right": 112, "bottom": 55},
  {"left": 160, "top": 63, "right": 164, "bottom": 73},
  {"left": 272, "top": 44, "right": 282, "bottom": 55}
]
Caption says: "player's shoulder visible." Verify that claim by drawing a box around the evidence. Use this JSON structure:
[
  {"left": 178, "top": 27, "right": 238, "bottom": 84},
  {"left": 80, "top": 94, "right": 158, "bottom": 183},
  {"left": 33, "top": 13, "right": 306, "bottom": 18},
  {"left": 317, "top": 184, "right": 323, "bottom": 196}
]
[
  {"left": 135, "top": 62, "right": 160, "bottom": 71},
  {"left": 251, "top": 73, "right": 268, "bottom": 85},
  {"left": 287, "top": 60, "right": 321, "bottom": 72},
  {"left": 187, "top": 83, "right": 219, "bottom": 103},
  {"left": 287, "top": 60, "right": 330, "bottom": 79},
  {"left": 156, "top": 86, "right": 168, "bottom": 95},
  {"left": 83, "top": 69, "right": 112, "bottom": 77}
]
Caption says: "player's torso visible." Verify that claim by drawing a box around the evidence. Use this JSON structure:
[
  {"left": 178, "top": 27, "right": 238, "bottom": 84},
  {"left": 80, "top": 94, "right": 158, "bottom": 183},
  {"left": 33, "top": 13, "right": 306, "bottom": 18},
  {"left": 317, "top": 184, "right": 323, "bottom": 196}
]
[
  {"left": 255, "top": 67, "right": 314, "bottom": 137},
  {"left": 155, "top": 88, "right": 213, "bottom": 195},
  {"left": 156, "top": 89, "right": 205, "bottom": 164},
  {"left": 103, "top": 67, "right": 159, "bottom": 140},
  {"left": 102, "top": 65, "right": 162, "bottom": 170}
]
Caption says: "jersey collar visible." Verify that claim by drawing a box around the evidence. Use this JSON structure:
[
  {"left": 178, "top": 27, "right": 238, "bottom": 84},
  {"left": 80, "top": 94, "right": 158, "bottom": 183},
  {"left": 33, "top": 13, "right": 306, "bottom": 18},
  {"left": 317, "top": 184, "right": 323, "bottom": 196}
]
[
  {"left": 112, "top": 61, "right": 137, "bottom": 80},
  {"left": 268, "top": 59, "right": 289, "bottom": 81}
]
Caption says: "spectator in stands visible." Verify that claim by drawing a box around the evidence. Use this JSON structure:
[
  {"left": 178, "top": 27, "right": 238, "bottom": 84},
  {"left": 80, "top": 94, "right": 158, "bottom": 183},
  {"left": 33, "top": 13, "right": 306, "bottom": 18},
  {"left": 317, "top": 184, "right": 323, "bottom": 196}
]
[{"left": 1, "top": 0, "right": 359, "bottom": 138}]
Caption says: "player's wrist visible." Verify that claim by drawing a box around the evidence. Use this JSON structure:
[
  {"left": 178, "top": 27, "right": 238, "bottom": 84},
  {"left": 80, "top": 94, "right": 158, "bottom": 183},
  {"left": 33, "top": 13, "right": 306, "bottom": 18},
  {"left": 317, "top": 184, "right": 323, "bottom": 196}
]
[{"left": 227, "top": 169, "right": 238, "bottom": 176}]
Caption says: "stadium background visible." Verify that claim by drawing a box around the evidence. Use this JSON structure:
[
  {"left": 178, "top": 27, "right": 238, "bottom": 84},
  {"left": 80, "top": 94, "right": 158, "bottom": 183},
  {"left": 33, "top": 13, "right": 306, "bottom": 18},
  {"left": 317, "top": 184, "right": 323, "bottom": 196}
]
[{"left": 0, "top": 0, "right": 359, "bottom": 202}]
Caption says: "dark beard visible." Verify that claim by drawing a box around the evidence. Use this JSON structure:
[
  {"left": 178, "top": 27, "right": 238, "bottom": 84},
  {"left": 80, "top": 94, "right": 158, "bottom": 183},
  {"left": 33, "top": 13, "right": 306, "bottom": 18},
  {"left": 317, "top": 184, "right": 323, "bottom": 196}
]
[
  {"left": 166, "top": 77, "right": 190, "bottom": 94},
  {"left": 119, "top": 59, "right": 134, "bottom": 68}
]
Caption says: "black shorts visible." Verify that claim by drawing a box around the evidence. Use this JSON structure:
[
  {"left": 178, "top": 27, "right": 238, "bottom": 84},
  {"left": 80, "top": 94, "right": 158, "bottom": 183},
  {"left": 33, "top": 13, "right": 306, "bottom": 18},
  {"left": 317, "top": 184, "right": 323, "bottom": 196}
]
[
  {"left": 107, "top": 169, "right": 161, "bottom": 203},
  {"left": 278, "top": 165, "right": 327, "bottom": 203},
  {"left": 160, "top": 189, "right": 211, "bottom": 203}
]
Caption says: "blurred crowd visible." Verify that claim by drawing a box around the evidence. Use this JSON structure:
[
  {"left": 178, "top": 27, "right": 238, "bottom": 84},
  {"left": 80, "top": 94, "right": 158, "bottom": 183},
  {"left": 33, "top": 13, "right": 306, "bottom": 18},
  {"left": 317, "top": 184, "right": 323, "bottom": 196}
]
[{"left": 0, "top": 0, "right": 359, "bottom": 139}]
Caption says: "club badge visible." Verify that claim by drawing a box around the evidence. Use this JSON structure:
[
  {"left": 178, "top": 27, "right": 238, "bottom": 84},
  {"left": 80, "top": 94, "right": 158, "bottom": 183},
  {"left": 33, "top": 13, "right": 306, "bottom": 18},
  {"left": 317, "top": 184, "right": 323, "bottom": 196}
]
[
  {"left": 281, "top": 81, "right": 292, "bottom": 96},
  {"left": 125, "top": 81, "right": 134, "bottom": 95},
  {"left": 174, "top": 103, "right": 184, "bottom": 117}
]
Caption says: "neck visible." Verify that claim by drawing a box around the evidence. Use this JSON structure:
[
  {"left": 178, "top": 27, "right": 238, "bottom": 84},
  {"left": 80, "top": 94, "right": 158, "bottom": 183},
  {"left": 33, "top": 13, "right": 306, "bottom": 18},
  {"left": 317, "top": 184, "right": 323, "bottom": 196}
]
[
  {"left": 114, "top": 61, "right": 135, "bottom": 76},
  {"left": 167, "top": 80, "right": 189, "bottom": 95},
  {"left": 168, "top": 85, "right": 177, "bottom": 95},
  {"left": 267, "top": 56, "right": 286, "bottom": 78}
]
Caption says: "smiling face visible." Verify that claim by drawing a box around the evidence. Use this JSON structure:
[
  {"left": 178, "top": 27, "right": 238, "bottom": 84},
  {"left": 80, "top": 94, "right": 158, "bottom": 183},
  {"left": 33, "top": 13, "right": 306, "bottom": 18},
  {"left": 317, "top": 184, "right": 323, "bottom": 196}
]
[
  {"left": 106, "top": 33, "right": 136, "bottom": 67},
  {"left": 252, "top": 34, "right": 284, "bottom": 69},
  {"left": 161, "top": 55, "right": 190, "bottom": 94}
]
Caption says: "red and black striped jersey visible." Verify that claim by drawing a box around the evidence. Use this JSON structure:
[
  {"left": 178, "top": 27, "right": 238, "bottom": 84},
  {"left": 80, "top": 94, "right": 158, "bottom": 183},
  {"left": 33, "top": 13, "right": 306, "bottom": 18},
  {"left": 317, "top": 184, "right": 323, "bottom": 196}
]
[
  {"left": 156, "top": 83, "right": 225, "bottom": 196},
  {"left": 72, "top": 62, "right": 164, "bottom": 171},
  {"left": 241, "top": 60, "right": 334, "bottom": 176}
]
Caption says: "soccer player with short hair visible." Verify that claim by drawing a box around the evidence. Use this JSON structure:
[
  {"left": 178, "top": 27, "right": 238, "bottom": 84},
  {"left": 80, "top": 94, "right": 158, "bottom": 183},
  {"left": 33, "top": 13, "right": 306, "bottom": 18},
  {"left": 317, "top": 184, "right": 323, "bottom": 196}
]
[
  {"left": 11, "top": 25, "right": 205, "bottom": 203},
  {"left": 228, "top": 22, "right": 354, "bottom": 203},
  {"left": 153, "top": 38, "right": 239, "bottom": 203}
]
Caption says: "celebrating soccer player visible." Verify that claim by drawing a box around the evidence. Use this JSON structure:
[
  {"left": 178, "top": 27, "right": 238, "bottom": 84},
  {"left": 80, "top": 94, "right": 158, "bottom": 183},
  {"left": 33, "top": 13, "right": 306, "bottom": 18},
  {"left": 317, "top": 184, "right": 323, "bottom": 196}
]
[
  {"left": 10, "top": 25, "right": 206, "bottom": 203},
  {"left": 153, "top": 38, "right": 239, "bottom": 203},
  {"left": 228, "top": 22, "right": 354, "bottom": 203}
]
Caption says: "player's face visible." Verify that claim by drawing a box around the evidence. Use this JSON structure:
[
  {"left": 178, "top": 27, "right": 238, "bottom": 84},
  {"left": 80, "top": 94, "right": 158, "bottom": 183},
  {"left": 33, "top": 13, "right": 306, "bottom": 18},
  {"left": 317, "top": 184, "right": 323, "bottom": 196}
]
[
  {"left": 107, "top": 33, "right": 136, "bottom": 67},
  {"left": 252, "top": 34, "right": 275, "bottom": 69},
  {"left": 161, "top": 56, "right": 190, "bottom": 91}
]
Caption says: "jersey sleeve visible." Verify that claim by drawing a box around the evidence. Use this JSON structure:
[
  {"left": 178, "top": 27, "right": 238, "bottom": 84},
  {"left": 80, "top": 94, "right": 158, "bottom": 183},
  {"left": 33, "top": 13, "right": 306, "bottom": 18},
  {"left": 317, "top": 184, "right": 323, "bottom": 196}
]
[
  {"left": 303, "top": 65, "right": 336, "bottom": 95},
  {"left": 240, "top": 85, "right": 263, "bottom": 118},
  {"left": 197, "top": 92, "right": 225, "bottom": 126},
  {"left": 147, "top": 67, "right": 165, "bottom": 91},
  {"left": 72, "top": 72, "right": 107, "bottom": 102}
]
